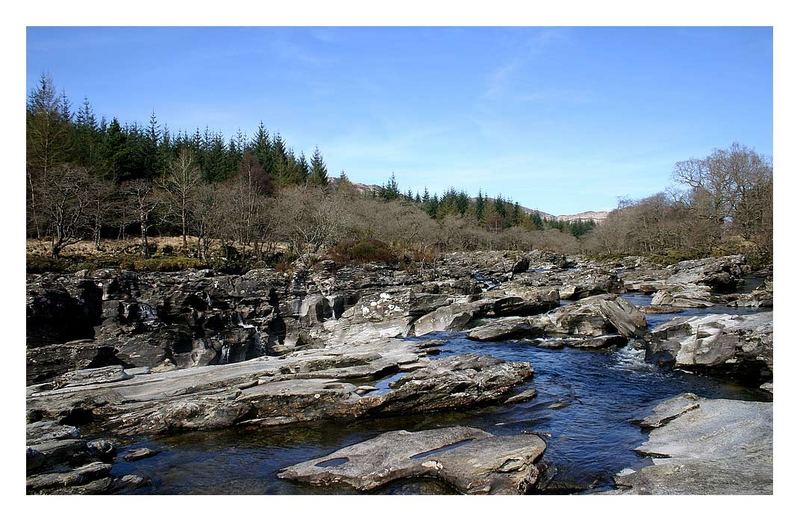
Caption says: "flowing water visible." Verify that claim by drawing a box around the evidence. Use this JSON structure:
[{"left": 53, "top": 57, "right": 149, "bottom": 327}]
[{"left": 111, "top": 293, "right": 769, "bottom": 494}]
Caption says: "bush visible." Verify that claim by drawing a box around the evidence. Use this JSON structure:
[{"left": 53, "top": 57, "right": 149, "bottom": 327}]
[
  {"left": 26, "top": 255, "right": 71, "bottom": 273},
  {"left": 129, "top": 256, "right": 206, "bottom": 272},
  {"left": 328, "top": 239, "right": 397, "bottom": 264}
]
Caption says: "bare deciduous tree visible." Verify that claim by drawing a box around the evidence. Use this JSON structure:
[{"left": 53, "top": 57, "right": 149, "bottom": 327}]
[
  {"left": 34, "top": 165, "right": 92, "bottom": 258},
  {"left": 158, "top": 148, "right": 202, "bottom": 249},
  {"left": 124, "top": 179, "right": 161, "bottom": 257}
]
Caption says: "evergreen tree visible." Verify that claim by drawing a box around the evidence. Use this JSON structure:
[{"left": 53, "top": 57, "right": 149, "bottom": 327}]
[
  {"left": 475, "top": 189, "right": 486, "bottom": 223},
  {"left": 382, "top": 173, "right": 400, "bottom": 201},
  {"left": 271, "top": 133, "right": 290, "bottom": 186},
  {"left": 251, "top": 122, "right": 271, "bottom": 172},
  {"left": 309, "top": 147, "right": 328, "bottom": 186}
]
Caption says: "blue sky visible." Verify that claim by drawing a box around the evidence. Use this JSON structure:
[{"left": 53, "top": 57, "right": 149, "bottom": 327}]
[{"left": 26, "top": 27, "right": 772, "bottom": 214}]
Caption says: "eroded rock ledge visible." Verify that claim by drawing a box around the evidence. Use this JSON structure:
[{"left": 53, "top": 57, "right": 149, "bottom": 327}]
[
  {"left": 278, "top": 426, "right": 547, "bottom": 494},
  {"left": 27, "top": 340, "right": 533, "bottom": 436}
]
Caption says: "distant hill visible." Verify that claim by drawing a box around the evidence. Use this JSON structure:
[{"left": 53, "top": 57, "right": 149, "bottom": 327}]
[
  {"left": 336, "top": 179, "right": 609, "bottom": 223},
  {"left": 513, "top": 205, "right": 609, "bottom": 224}
]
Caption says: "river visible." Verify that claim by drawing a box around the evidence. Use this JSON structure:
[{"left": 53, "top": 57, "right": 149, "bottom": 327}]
[{"left": 110, "top": 292, "right": 769, "bottom": 494}]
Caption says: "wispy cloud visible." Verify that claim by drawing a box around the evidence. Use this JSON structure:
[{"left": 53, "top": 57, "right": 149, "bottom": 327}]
[{"left": 480, "top": 28, "right": 576, "bottom": 102}]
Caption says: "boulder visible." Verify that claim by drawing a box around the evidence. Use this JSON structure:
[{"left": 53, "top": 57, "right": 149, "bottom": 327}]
[
  {"left": 26, "top": 341, "right": 126, "bottom": 386},
  {"left": 534, "top": 294, "right": 647, "bottom": 338},
  {"left": 278, "top": 427, "right": 546, "bottom": 494},
  {"left": 376, "top": 354, "right": 533, "bottom": 414},
  {"left": 466, "top": 318, "right": 543, "bottom": 342},
  {"left": 650, "top": 284, "right": 716, "bottom": 308},
  {"left": 412, "top": 302, "right": 480, "bottom": 336},
  {"left": 665, "top": 255, "right": 749, "bottom": 292},
  {"left": 645, "top": 312, "right": 773, "bottom": 383}
]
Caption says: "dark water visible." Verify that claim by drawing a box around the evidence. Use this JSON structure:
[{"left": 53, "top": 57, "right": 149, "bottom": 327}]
[{"left": 112, "top": 293, "right": 769, "bottom": 494}]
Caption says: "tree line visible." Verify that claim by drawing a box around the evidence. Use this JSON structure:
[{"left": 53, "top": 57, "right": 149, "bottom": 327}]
[
  {"left": 27, "top": 74, "right": 769, "bottom": 266},
  {"left": 26, "top": 74, "right": 593, "bottom": 262}
]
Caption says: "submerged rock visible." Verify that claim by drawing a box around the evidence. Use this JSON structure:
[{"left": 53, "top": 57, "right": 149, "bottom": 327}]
[
  {"left": 278, "top": 427, "right": 546, "bottom": 494},
  {"left": 532, "top": 334, "right": 628, "bottom": 350}
]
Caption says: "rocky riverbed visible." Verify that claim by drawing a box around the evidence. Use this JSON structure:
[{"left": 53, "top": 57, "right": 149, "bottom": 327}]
[{"left": 25, "top": 251, "right": 773, "bottom": 494}]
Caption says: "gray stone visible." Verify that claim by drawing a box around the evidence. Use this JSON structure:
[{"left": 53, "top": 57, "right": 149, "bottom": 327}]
[
  {"left": 645, "top": 312, "right": 773, "bottom": 383},
  {"left": 613, "top": 395, "right": 772, "bottom": 495},
  {"left": 278, "top": 427, "right": 546, "bottom": 494},
  {"left": 27, "top": 461, "right": 113, "bottom": 493},
  {"left": 466, "top": 317, "right": 542, "bottom": 342},
  {"left": 123, "top": 447, "right": 160, "bottom": 461},
  {"left": 651, "top": 284, "right": 716, "bottom": 308}
]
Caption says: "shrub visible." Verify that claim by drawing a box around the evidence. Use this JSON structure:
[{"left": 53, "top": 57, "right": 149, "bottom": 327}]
[
  {"left": 26, "top": 255, "right": 71, "bottom": 273},
  {"left": 130, "top": 256, "right": 206, "bottom": 272},
  {"left": 328, "top": 239, "right": 397, "bottom": 264}
]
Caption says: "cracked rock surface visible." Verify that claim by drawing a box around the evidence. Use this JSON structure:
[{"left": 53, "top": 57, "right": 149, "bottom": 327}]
[{"left": 278, "top": 426, "right": 547, "bottom": 494}]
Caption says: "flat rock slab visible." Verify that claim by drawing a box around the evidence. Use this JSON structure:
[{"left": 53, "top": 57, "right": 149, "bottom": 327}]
[
  {"left": 637, "top": 392, "right": 700, "bottom": 429},
  {"left": 614, "top": 395, "right": 772, "bottom": 495},
  {"left": 279, "top": 427, "right": 546, "bottom": 494}
]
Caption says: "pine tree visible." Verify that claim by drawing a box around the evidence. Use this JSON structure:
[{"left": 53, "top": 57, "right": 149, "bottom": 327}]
[
  {"left": 382, "top": 173, "right": 400, "bottom": 200},
  {"left": 475, "top": 189, "right": 486, "bottom": 223},
  {"left": 27, "top": 74, "right": 72, "bottom": 239},
  {"left": 272, "top": 133, "right": 290, "bottom": 186},
  {"left": 309, "top": 147, "right": 328, "bottom": 186},
  {"left": 251, "top": 122, "right": 271, "bottom": 172}
]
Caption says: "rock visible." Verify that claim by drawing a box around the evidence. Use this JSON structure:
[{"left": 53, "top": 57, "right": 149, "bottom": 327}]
[
  {"left": 650, "top": 284, "right": 716, "bottom": 308},
  {"left": 760, "top": 382, "right": 773, "bottom": 395},
  {"left": 466, "top": 317, "right": 543, "bottom": 342},
  {"left": 510, "top": 257, "right": 530, "bottom": 274},
  {"left": 278, "top": 427, "right": 546, "bottom": 494},
  {"left": 665, "top": 255, "right": 749, "bottom": 292},
  {"left": 412, "top": 302, "right": 479, "bottom": 336},
  {"left": 728, "top": 280, "right": 773, "bottom": 308},
  {"left": 27, "top": 461, "right": 113, "bottom": 493},
  {"left": 645, "top": 312, "right": 773, "bottom": 383},
  {"left": 534, "top": 294, "right": 647, "bottom": 338},
  {"left": 27, "top": 343, "right": 532, "bottom": 436},
  {"left": 533, "top": 335, "right": 628, "bottom": 350},
  {"left": 53, "top": 365, "right": 132, "bottom": 389},
  {"left": 614, "top": 395, "right": 772, "bottom": 494},
  {"left": 376, "top": 354, "right": 533, "bottom": 414},
  {"left": 504, "top": 387, "right": 538, "bottom": 404},
  {"left": 26, "top": 420, "right": 80, "bottom": 445},
  {"left": 636, "top": 393, "right": 700, "bottom": 429},
  {"left": 26, "top": 275, "right": 102, "bottom": 347},
  {"left": 111, "top": 474, "right": 150, "bottom": 492},
  {"left": 26, "top": 341, "right": 126, "bottom": 386},
  {"left": 123, "top": 447, "right": 160, "bottom": 462},
  {"left": 639, "top": 305, "right": 683, "bottom": 315},
  {"left": 558, "top": 271, "right": 623, "bottom": 300},
  {"left": 412, "top": 293, "right": 559, "bottom": 337}
]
